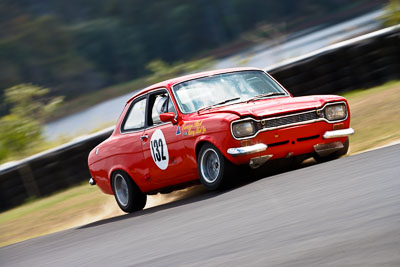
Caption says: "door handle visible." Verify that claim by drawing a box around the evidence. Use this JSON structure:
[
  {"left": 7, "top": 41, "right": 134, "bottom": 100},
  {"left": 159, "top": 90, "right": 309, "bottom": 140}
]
[{"left": 140, "top": 134, "right": 149, "bottom": 141}]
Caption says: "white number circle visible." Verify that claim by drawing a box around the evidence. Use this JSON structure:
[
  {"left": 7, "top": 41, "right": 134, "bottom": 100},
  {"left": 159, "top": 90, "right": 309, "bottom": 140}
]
[{"left": 150, "top": 129, "right": 169, "bottom": 170}]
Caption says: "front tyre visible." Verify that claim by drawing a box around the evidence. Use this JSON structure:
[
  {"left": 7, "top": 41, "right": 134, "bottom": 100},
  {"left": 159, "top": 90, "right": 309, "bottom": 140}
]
[
  {"left": 198, "top": 143, "right": 232, "bottom": 190},
  {"left": 112, "top": 171, "right": 147, "bottom": 213}
]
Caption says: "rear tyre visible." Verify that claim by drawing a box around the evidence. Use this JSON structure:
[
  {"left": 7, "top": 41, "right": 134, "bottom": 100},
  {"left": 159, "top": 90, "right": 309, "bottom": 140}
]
[
  {"left": 112, "top": 171, "right": 147, "bottom": 213},
  {"left": 313, "top": 138, "right": 349, "bottom": 163},
  {"left": 198, "top": 143, "right": 233, "bottom": 190}
]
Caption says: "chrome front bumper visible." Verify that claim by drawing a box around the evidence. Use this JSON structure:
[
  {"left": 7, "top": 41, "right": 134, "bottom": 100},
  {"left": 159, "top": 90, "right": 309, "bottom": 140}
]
[
  {"left": 227, "top": 143, "right": 267, "bottom": 156},
  {"left": 323, "top": 128, "right": 354, "bottom": 139},
  {"left": 227, "top": 128, "right": 353, "bottom": 156}
]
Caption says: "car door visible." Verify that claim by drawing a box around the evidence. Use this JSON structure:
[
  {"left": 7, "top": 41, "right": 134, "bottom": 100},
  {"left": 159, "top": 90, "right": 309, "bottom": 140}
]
[
  {"left": 118, "top": 96, "right": 148, "bottom": 185},
  {"left": 141, "top": 89, "right": 191, "bottom": 186}
]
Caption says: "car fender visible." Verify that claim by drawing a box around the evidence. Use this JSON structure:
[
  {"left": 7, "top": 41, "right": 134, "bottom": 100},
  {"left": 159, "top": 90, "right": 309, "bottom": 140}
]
[
  {"left": 108, "top": 164, "right": 143, "bottom": 192},
  {"left": 194, "top": 133, "right": 232, "bottom": 160}
]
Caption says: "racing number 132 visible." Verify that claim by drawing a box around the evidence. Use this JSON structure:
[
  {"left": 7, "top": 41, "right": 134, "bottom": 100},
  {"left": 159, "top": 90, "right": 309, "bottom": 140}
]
[{"left": 150, "top": 139, "right": 166, "bottom": 162}]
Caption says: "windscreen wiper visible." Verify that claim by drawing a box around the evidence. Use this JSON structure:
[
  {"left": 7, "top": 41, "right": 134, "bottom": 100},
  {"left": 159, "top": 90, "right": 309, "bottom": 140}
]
[
  {"left": 197, "top": 97, "right": 241, "bottom": 113},
  {"left": 247, "top": 92, "right": 286, "bottom": 103}
]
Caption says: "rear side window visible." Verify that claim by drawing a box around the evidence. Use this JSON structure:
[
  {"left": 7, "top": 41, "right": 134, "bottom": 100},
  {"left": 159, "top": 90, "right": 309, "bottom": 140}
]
[{"left": 122, "top": 98, "right": 146, "bottom": 131}]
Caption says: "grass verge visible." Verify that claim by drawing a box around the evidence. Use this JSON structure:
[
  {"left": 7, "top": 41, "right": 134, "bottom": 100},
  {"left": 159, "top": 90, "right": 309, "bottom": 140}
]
[
  {"left": 1, "top": 80, "right": 400, "bottom": 247},
  {"left": 342, "top": 80, "right": 400, "bottom": 153}
]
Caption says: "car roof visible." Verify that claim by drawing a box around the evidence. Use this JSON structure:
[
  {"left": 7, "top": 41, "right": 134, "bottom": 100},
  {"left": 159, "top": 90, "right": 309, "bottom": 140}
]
[{"left": 126, "top": 67, "right": 261, "bottom": 104}]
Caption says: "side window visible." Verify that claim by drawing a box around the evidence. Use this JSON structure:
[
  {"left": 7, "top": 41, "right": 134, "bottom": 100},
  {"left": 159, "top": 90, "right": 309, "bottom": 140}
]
[
  {"left": 166, "top": 97, "right": 177, "bottom": 113},
  {"left": 151, "top": 94, "right": 167, "bottom": 125},
  {"left": 148, "top": 92, "right": 177, "bottom": 126},
  {"left": 122, "top": 98, "right": 146, "bottom": 131}
]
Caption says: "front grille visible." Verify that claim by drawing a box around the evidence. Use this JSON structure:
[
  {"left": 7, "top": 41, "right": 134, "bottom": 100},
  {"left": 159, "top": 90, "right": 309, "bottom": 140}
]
[{"left": 261, "top": 110, "right": 321, "bottom": 130}]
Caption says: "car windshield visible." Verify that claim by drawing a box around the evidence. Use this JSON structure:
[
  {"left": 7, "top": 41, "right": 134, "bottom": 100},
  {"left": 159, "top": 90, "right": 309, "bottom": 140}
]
[{"left": 172, "top": 70, "right": 288, "bottom": 113}]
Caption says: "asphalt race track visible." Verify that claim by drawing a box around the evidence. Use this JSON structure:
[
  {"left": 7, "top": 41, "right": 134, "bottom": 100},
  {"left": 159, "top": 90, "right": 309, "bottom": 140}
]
[{"left": 1, "top": 144, "right": 399, "bottom": 266}]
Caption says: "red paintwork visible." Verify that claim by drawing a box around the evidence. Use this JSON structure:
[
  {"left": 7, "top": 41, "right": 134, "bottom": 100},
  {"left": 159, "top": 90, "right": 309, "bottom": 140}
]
[{"left": 88, "top": 67, "right": 351, "bottom": 196}]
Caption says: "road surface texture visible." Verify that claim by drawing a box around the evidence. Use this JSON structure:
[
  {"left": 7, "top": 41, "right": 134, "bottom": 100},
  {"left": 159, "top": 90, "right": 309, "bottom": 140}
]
[{"left": 1, "top": 144, "right": 399, "bottom": 266}]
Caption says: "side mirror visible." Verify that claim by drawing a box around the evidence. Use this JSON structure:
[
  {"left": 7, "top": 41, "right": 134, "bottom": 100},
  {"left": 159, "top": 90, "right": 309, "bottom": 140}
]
[{"left": 160, "top": 112, "right": 177, "bottom": 124}]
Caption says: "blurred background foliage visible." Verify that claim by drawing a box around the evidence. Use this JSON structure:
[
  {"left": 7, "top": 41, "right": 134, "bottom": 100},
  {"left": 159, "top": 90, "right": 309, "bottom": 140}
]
[
  {"left": 381, "top": 0, "right": 400, "bottom": 26},
  {"left": 0, "top": 84, "right": 63, "bottom": 162},
  {"left": 1, "top": 0, "right": 396, "bottom": 163},
  {"left": 0, "top": 0, "right": 386, "bottom": 117},
  {"left": 145, "top": 57, "right": 214, "bottom": 84}
]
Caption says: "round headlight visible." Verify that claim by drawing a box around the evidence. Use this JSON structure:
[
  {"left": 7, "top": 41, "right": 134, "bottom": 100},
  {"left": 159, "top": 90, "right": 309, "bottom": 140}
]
[
  {"left": 232, "top": 121, "right": 256, "bottom": 138},
  {"left": 324, "top": 104, "right": 347, "bottom": 121}
]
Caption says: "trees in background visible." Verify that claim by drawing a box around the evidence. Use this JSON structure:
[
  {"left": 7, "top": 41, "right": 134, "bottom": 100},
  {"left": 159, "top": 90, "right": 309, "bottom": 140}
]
[
  {"left": 0, "top": 84, "right": 63, "bottom": 162},
  {"left": 0, "top": 0, "right": 387, "bottom": 162},
  {"left": 0, "top": 0, "right": 384, "bottom": 116},
  {"left": 381, "top": 0, "right": 400, "bottom": 26}
]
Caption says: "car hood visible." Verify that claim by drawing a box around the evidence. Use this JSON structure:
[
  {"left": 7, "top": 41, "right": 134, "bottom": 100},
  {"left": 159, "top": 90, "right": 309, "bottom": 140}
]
[{"left": 205, "top": 95, "right": 345, "bottom": 118}]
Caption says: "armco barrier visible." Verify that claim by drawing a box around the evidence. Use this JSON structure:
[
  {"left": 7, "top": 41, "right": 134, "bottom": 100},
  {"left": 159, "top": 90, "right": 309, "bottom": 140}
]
[
  {"left": 0, "top": 127, "right": 113, "bottom": 211},
  {"left": 1, "top": 26, "right": 399, "bottom": 211},
  {"left": 267, "top": 26, "right": 400, "bottom": 95}
]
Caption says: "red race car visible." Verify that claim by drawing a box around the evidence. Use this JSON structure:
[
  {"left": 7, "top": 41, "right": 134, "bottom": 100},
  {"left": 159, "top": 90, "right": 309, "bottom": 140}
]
[{"left": 88, "top": 67, "right": 354, "bottom": 212}]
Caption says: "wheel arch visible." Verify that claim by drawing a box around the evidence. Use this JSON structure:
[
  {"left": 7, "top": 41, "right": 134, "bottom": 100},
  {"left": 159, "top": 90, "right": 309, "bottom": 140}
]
[
  {"left": 108, "top": 167, "right": 144, "bottom": 193},
  {"left": 195, "top": 136, "right": 223, "bottom": 161}
]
